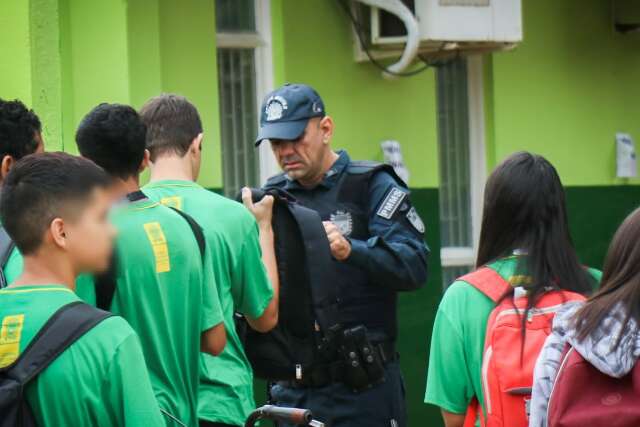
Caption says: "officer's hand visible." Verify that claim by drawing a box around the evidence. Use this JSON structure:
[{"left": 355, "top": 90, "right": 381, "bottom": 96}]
[
  {"left": 242, "top": 187, "right": 274, "bottom": 228},
  {"left": 323, "top": 221, "right": 352, "bottom": 261}
]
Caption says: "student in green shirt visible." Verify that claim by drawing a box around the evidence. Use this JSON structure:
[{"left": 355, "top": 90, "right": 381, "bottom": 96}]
[
  {"left": 0, "top": 152, "right": 164, "bottom": 426},
  {"left": 425, "top": 152, "right": 599, "bottom": 427},
  {"left": 0, "top": 99, "right": 45, "bottom": 284},
  {"left": 140, "top": 94, "right": 279, "bottom": 427},
  {"left": 75, "top": 103, "right": 227, "bottom": 426}
]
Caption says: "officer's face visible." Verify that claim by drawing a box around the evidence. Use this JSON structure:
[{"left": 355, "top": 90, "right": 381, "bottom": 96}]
[{"left": 270, "top": 117, "right": 332, "bottom": 185}]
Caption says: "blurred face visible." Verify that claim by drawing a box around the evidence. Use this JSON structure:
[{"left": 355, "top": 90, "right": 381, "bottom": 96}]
[
  {"left": 63, "top": 187, "right": 116, "bottom": 274},
  {"left": 270, "top": 116, "right": 333, "bottom": 185}
]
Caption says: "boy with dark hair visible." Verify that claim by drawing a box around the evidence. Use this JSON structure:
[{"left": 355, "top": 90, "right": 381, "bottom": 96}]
[
  {"left": 141, "top": 94, "right": 279, "bottom": 427},
  {"left": 0, "top": 99, "right": 45, "bottom": 285},
  {"left": 76, "top": 103, "right": 226, "bottom": 426},
  {"left": 0, "top": 152, "right": 164, "bottom": 426}
]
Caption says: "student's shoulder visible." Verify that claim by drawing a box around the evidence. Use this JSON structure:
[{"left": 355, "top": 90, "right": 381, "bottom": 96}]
[
  {"left": 74, "top": 316, "right": 138, "bottom": 363},
  {"left": 439, "top": 279, "right": 495, "bottom": 312}
]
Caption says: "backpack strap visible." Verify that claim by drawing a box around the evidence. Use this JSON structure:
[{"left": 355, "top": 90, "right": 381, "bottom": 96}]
[
  {"left": 2, "top": 301, "right": 112, "bottom": 385},
  {"left": 459, "top": 267, "right": 512, "bottom": 303},
  {"left": 287, "top": 202, "right": 341, "bottom": 332},
  {"left": 168, "top": 207, "right": 206, "bottom": 260},
  {"left": 0, "top": 226, "right": 16, "bottom": 289}
]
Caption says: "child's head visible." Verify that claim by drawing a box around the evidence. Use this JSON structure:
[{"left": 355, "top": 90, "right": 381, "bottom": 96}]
[
  {"left": 0, "top": 152, "right": 115, "bottom": 274},
  {"left": 139, "top": 94, "right": 203, "bottom": 179},
  {"left": 477, "top": 151, "right": 593, "bottom": 294},
  {"left": 75, "top": 103, "right": 148, "bottom": 180},
  {"left": 0, "top": 99, "right": 44, "bottom": 182}
]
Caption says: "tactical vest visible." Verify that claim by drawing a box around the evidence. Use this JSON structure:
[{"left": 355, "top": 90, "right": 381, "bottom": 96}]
[{"left": 265, "top": 161, "right": 405, "bottom": 341}]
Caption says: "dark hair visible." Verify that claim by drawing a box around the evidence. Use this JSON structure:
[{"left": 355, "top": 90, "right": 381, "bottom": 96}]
[
  {"left": 0, "top": 99, "right": 42, "bottom": 160},
  {"left": 139, "top": 94, "right": 203, "bottom": 161},
  {"left": 0, "top": 152, "right": 110, "bottom": 254},
  {"left": 76, "top": 103, "right": 147, "bottom": 179},
  {"left": 477, "top": 152, "right": 594, "bottom": 320},
  {"left": 574, "top": 207, "right": 640, "bottom": 348}
]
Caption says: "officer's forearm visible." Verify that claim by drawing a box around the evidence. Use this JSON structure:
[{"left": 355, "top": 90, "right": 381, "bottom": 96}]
[{"left": 346, "top": 237, "right": 428, "bottom": 291}]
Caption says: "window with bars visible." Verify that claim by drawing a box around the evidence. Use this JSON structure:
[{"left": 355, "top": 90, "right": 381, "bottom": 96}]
[
  {"left": 216, "top": 0, "right": 260, "bottom": 197},
  {"left": 436, "top": 58, "right": 475, "bottom": 288}
]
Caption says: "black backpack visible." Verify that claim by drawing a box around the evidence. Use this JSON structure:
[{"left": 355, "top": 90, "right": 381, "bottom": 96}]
[
  {"left": 95, "top": 206, "right": 206, "bottom": 311},
  {"left": 0, "top": 301, "right": 112, "bottom": 427},
  {"left": 0, "top": 226, "right": 16, "bottom": 288},
  {"left": 236, "top": 188, "right": 341, "bottom": 381}
]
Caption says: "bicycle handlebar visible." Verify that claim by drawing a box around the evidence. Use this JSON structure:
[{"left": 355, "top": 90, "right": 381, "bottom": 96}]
[{"left": 245, "top": 405, "right": 321, "bottom": 427}]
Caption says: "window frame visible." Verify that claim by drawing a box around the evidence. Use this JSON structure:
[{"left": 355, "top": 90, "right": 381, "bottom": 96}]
[
  {"left": 215, "top": 0, "right": 278, "bottom": 191},
  {"left": 439, "top": 55, "right": 487, "bottom": 275}
]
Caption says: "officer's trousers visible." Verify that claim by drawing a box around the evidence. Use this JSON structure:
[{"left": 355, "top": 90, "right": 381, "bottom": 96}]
[{"left": 270, "top": 361, "right": 407, "bottom": 427}]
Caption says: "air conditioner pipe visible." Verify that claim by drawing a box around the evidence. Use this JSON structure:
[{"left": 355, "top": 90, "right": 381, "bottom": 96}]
[{"left": 353, "top": 0, "right": 420, "bottom": 79}]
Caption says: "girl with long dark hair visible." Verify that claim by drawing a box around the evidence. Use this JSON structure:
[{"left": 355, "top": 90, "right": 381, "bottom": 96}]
[
  {"left": 530, "top": 207, "right": 640, "bottom": 426},
  {"left": 425, "top": 152, "right": 599, "bottom": 427}
]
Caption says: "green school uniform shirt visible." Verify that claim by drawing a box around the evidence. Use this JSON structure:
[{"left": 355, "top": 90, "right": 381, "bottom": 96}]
[
  {"left": 2, "top": 247, "right": 21, "bottom": 285},
  {"left": 424, "top": 256, "right": 602, "bottom": 419},
  {"left": 106, "top": 196, "right": 224, "bottom": 426},
  {"left": 144, "top": 180, "right": 274, "bottom": 426},
  {"left": 0, "top": 285, "right": 164, "bottom": 427}
]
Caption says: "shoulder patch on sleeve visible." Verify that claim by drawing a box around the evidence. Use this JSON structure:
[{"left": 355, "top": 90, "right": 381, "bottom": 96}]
[
  {"left": 406, "top": 206, "right": 425, "bottom": 234},
  {"left": 377, "top": 187, "right": 407, "bottom": 219}
]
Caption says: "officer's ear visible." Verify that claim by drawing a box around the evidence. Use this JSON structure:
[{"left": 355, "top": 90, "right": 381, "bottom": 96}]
[{"left": 319, "top": 116, "right": 334, "bottom": 145}]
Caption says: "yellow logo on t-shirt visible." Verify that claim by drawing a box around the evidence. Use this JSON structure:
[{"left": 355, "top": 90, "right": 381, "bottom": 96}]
[
  {"left": 160, "top": 196, "right": 182, "bottom": 210},
  {"left": 0, "top": 314, "right": 25, "bottom": 368},
  {"left": 143, "top": 222, "right": 171, "bottom": 273}
]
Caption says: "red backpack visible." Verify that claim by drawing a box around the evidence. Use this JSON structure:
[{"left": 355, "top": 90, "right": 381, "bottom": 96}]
[
  {"left": 461, "top": 267, "right": 585, "bottom": 427},
  {"left": 547, "top": 346, "right": 640, "bottom": 427}
]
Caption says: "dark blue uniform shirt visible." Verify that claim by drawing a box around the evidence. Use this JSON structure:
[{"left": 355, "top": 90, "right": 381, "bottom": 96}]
[{"left": 265, "top": 150, "right": 429, "bottom": 341}]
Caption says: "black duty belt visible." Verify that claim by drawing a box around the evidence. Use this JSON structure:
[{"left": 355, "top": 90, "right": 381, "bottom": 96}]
[{"left": 278, "top": 341, "right": 398, "bottom": 389}]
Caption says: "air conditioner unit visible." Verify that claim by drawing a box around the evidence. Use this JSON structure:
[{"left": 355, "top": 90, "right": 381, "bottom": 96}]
[{"left": 353, "top": 0, "right": 522, "bottom": 62}]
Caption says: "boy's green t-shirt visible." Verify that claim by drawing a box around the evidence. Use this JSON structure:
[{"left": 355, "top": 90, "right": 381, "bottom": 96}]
[
  {"left": 3, "top": 247, "right": 22, "bottom": 284},
  {"left": 424, "top": 257, "right": 602, "bottom": 419},
  {"left": 106, "top": 196, "right": 224, "bottom": 426},
  {"left": 144, "top": 180, "right": 274, "bottom": 426},
  {"left": 0, "top": 285, "right": 164, "bottom": 427}
]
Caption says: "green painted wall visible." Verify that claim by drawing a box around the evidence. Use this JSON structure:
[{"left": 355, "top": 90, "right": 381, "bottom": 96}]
[
  {"left": 0, "top": 0, "right": 222, "bottom": 187},
  {"left": 273, "top": 0, "right": 440, "bottom": 189},
  {"left": 490, "top": 0, "right": 640, "bottom": 186},
  {"left": 0, "top": 1, "right": 33, "bottom": 103}
]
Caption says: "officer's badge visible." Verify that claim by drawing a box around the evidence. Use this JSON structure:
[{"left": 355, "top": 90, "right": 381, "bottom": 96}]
[
  {"left": 406, "top": 206, "right": 425, "bottom": 234},
  {"left": 330, "top": 210, "right": 353, "bottom": 237},
  {"left": 265, "top": 95, "right": 288, "bottom": 121}
]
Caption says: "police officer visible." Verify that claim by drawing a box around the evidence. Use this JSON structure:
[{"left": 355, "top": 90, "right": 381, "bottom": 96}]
[{"left": 255, "top": 83, "right": 429, "bottom": 427}]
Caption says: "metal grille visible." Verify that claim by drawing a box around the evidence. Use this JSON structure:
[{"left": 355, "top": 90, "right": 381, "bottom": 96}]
[
  {"left": 216, "top": 0, "right": 255, "bottom": 32},
  {"left": 215, "top": 0, "right": 260, "bottom": 197},
  {"left": 217, "top": 48, "right": 259, "bottom": 197},
  {"left": 436, "top": 59, "right": 472, "bottom": 249}
]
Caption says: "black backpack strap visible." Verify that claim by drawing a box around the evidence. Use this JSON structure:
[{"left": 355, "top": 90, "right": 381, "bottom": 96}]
[
  {"left": 3, "top": 301, "right": 112, "bottom": 384},
  {"left": 288, "top": 203, "right": 341, "bottom": 332},
  {"left": 168, "top": 207, "right": 206, "bottom": 260},
  {"left": 0, "top": 226, "right": 16, "bottom": 289},
  {"left": 95, "top": 253, "right": 118, "bottom": 311}
]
